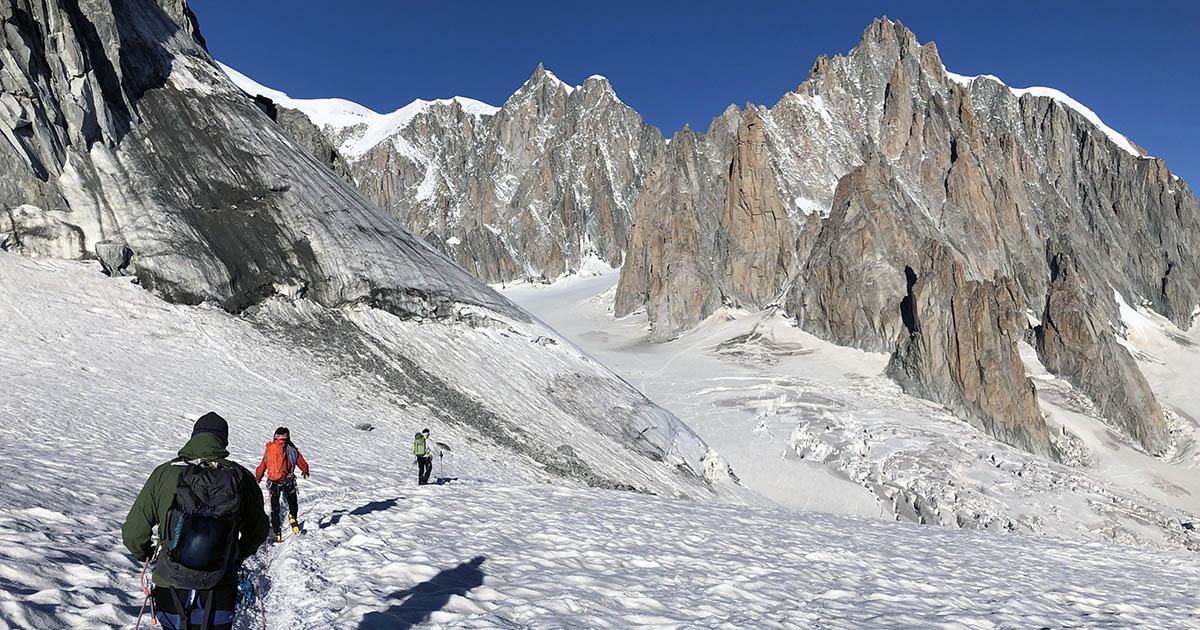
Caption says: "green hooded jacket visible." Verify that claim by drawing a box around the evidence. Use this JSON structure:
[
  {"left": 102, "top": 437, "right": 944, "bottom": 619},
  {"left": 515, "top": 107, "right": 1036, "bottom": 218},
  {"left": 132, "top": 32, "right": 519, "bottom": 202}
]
[{"left": 122, "top": 432, "right": 270, "bottom": 587}]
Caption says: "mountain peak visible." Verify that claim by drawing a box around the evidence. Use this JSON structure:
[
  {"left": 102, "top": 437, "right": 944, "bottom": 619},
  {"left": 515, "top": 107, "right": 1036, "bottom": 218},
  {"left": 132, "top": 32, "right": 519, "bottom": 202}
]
[
  {"left": 857, "top": 15, "right": 919, "bottom": 49},
  {"left": 524, "top": 63, "right": 576, "bottom": 95}
]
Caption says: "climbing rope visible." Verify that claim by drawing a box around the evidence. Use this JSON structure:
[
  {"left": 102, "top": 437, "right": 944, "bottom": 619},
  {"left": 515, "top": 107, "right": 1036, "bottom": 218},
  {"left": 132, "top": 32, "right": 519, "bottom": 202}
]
[{"left": 134, "top": 556, "right": 155, "bottom": 628}]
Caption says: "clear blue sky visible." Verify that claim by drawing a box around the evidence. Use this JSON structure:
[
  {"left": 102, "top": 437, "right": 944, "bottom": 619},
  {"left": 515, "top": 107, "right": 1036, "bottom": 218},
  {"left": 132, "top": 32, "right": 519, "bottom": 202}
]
[{"left": 192, "top": 0, "right": 1198, "bottom": 185}]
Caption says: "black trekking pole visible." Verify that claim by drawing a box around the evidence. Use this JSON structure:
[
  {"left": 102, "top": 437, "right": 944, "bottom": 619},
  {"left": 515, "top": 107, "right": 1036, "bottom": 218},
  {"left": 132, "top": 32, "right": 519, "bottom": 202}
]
[{"left": 405, "top": 458, "right": 417, "bottom": 485}]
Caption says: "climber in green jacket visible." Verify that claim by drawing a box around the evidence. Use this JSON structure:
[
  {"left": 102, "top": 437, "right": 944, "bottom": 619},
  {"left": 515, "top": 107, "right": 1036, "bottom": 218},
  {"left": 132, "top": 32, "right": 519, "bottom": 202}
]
[
  {"left": 415, "top": 429, "right": 434, "bottom": 485},
  {"left": 122, "top": 412, "right": 269, "bottom": 629}
]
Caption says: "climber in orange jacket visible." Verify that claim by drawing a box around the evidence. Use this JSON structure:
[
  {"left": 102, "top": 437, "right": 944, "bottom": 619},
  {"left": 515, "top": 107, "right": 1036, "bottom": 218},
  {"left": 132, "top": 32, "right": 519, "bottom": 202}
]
[{"left": 254, "top": 427, "right": 310, "bottom": 541}]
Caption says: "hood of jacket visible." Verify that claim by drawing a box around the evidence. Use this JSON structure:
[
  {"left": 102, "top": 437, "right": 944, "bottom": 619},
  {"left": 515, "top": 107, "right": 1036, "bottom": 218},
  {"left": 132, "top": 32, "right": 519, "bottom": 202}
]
[{"left": 177, "top": 432, "right": 231, "bottom": 461}]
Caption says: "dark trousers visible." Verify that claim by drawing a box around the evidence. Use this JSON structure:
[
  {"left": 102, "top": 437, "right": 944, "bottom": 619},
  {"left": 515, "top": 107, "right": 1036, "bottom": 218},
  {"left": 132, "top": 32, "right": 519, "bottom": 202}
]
[
  {"left": 269, "top": 480, "right": 299, "bottom": 533},
  {"left": 153, "top": 585, "right": 236, "bottom": 630},
  {"left": 417, "top": 455, "right": 433, "bottom": 485}
]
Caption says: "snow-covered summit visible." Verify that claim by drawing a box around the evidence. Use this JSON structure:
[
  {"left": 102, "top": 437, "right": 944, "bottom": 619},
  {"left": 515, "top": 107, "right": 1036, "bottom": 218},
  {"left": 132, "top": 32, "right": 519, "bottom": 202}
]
[
  {"left": 943, "top": 66, "right": 1145, "bottom": 157},
  {"left": 218, "top": 62, "right": 498, "bottom": 158},
  {"left": 218, "top": 62, "right": 378, "bottom": 123}
]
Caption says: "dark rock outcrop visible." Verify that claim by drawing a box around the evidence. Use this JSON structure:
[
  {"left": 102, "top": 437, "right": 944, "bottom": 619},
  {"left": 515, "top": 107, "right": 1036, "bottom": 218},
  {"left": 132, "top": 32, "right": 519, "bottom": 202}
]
[
  {"left": 1035, "top": 252, "right": 1171, "bottom": 454},
  {"left": 95, "top": 240, "right": 133, "bottom": 276},
  {"left": 269, "top": 102, "right": 354, "bottom": 184}
]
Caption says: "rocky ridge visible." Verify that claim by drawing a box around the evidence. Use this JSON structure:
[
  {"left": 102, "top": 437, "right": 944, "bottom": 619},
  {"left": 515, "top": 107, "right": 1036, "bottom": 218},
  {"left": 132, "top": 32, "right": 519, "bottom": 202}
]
[
  {"left": 887, "top": 240, "right": 1053, "bottom": 458},
  {"left": 226, "top": 63, "right": 665, "bottom": 283}
]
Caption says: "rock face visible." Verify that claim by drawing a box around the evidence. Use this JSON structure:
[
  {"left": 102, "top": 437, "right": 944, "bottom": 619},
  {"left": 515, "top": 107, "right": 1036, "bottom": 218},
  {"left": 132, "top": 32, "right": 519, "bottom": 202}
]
[
  {"left": 614, "top": 19, "right": 1199, "bottom": 455},
  {"left": 95, "top": 240, "right": 133, "bottom": 276},
  {"left": 614, "top": 126, "right": 723, "bottom": 339},
  {"left": 718, "top": 108, "right": 792, "bottom": 309},
  {"left": 887, "top": 241, "right": 1054, "bottom": 459},
  {"left": 229, "top": 64, "right": 665, "bottom": 283},
  {"left": 621, "top": 18, "right": 1199, "bottom": 335},
  {"left": 257, "top": 98, "right": 355, "bottom": 184},
  {"left": 614, "top": 105, "right": 802, "bottom": 341},
  {"left": 0, "top": 0, "right": 506, "bottom": 315},
  {"left": 787, "top": 156, "right": 920, "bottom": 352},
  {"left": 1035, "top": 252, "right": 1171, "bottom": 454},
  {"left": 0, "top": 0, "right": 725, "bottom": 497},
  {"left": 1, "top": 205, "right": 84, "bottom": 258}
]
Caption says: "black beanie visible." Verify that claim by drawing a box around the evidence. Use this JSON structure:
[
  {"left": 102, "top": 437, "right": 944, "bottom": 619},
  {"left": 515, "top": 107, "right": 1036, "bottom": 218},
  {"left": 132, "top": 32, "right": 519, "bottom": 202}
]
[{"left": 192, "top": 412, "right": 229, "bottom": 446}]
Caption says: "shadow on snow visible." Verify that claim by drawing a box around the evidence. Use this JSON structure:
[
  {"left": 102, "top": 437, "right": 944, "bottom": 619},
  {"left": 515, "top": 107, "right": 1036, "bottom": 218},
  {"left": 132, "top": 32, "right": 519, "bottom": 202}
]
[
  {"left": 357, "top": 556, "right": 487, "bottom": 630},
  {"left": 319, "top": 497, "right": 403, "bottom": 529}
]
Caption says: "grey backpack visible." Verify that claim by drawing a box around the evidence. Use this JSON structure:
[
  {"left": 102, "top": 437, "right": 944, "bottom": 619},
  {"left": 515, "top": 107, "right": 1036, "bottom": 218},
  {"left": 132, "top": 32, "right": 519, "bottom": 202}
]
[{"left": 157, "top": 458, "right": 245, "bottom": 589}]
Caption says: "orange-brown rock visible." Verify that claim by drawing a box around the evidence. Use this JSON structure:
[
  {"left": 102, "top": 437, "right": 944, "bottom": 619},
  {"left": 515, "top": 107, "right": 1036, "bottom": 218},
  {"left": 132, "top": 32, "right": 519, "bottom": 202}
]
[{"left": 888, "top": 241, "right": 1055, "bottom": 458}]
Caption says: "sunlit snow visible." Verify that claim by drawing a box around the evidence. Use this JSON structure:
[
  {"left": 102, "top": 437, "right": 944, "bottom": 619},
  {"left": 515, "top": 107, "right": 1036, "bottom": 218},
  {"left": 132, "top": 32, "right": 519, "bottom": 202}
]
[
  {"left": 794, "top": 197, "right": 829, "bottom": 218},
  {"left": 541, "top": 68, "right": 576, "bottom": 95},
  {"left": 5, "top": 253, "right": 1200, "bottom": 628},
  {"left": 504, "top": 271, "right": 1200, "bottom": 548}
]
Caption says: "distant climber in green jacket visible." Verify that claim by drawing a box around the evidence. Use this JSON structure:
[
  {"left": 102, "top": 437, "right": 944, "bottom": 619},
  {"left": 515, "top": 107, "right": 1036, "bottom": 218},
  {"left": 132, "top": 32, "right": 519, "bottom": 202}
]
[
  {"left": 415, "top": 428, "right": 435, "bottom": 485},
  {"left": 122, "top": 412, "right": 269, "bottom": 630}
]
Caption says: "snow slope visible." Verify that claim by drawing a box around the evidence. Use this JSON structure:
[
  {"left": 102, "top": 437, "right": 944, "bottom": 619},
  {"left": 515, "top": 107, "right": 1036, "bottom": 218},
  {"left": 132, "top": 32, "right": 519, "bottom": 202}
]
[
  {"left": 5, "top": 248, "right": 1200, "bottom": 628},
  {"left": 503, "top": 270, "right": 1200, "bottom": 550}
]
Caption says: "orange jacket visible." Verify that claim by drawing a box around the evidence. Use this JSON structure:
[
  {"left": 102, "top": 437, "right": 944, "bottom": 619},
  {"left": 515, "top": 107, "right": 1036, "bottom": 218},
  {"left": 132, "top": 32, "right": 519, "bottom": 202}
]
[{"left": 254, "top": 440, "right": 309, "bottom": 482}]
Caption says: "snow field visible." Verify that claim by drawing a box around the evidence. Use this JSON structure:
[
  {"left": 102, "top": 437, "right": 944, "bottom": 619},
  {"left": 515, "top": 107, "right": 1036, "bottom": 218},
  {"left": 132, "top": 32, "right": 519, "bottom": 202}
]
[
  {"left": 502, "top": 271, "right": 1200, "bottom": 550},
  {"left": 0, "top": 251, "right": 707, "bottom": 628},
  {"left": 4, "top": 254, "right": 1200, "bottom": 628},
  {"left": 257, "top": 480, "right": 1200, "bottom": 629}
]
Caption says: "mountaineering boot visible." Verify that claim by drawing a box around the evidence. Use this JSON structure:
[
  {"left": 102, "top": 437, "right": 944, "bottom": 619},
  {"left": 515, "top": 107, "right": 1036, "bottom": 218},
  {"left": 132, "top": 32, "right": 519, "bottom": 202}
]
[
  {"left": 274, "top": 531, "right": 282, "bottom": 543},
  {"left": 290, "top": 515, "right": 299, "bottom": 535}
]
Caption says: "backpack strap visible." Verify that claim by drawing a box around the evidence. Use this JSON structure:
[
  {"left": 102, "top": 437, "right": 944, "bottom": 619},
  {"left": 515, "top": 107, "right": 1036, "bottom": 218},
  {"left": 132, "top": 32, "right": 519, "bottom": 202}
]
[{"left": 167, "top": 587, "right": 190, "bottom": 630}]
